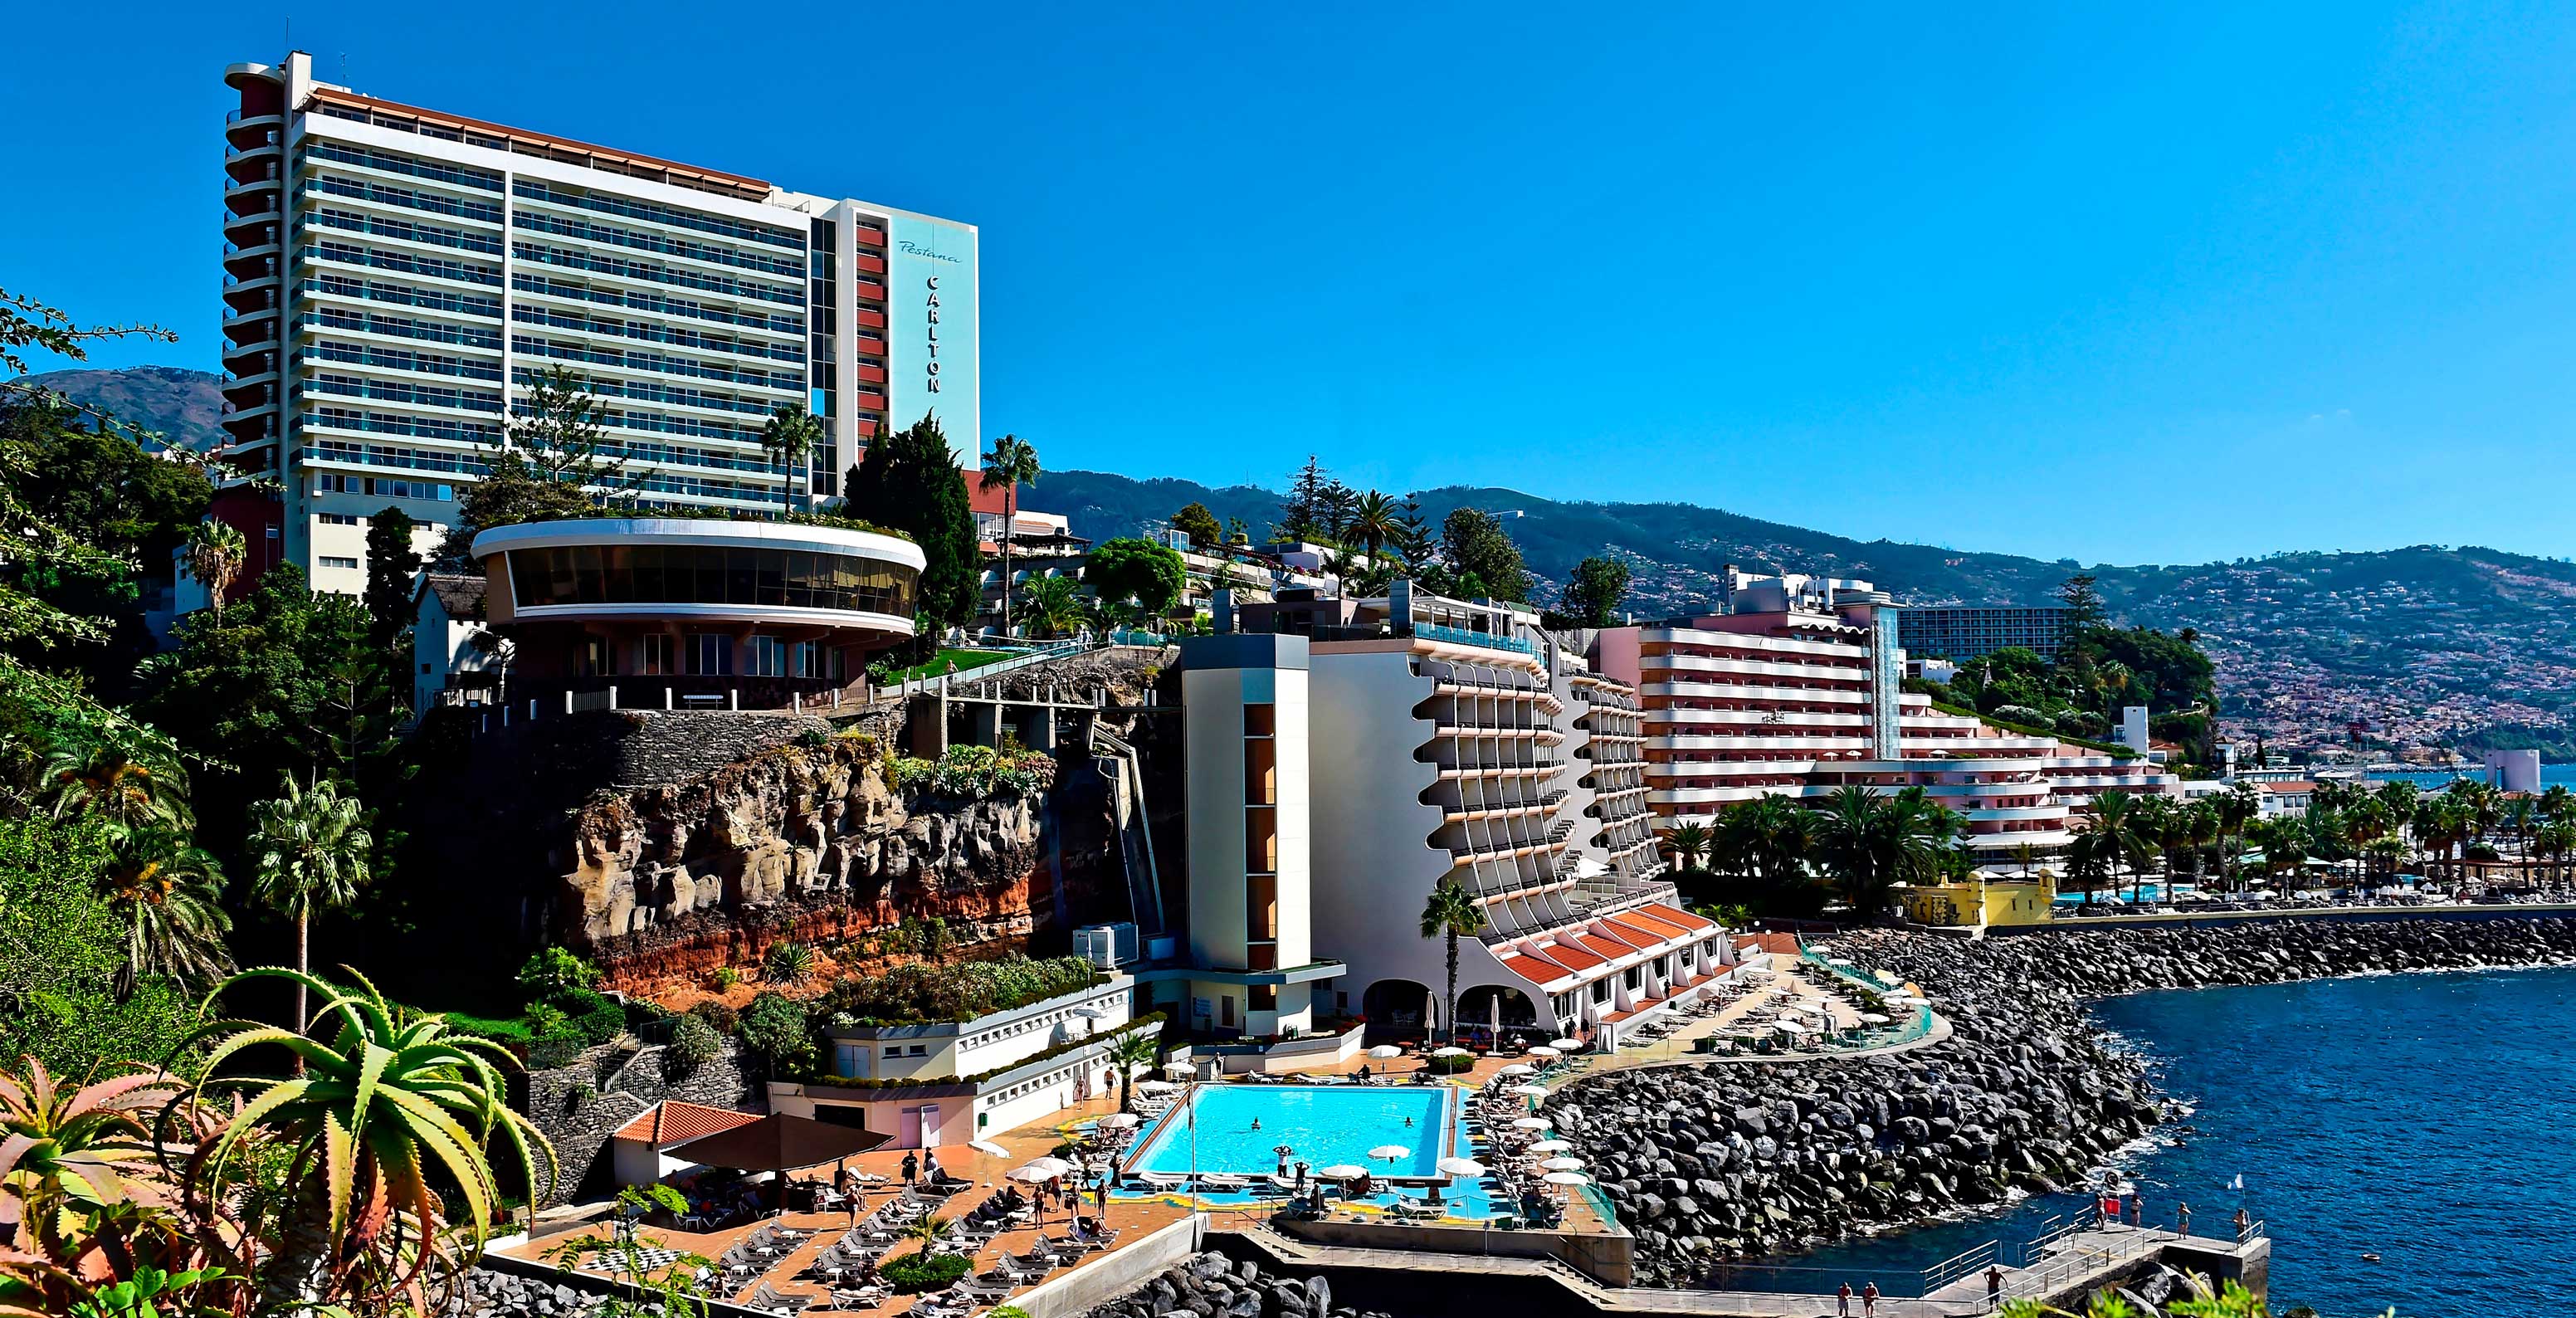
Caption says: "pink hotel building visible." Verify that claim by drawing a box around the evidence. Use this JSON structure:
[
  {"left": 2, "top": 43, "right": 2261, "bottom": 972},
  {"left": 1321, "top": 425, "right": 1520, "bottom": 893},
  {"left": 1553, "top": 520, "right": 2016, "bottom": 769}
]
[{"left": 1588, "top": 570, "right": 2178, "bottom": 871}]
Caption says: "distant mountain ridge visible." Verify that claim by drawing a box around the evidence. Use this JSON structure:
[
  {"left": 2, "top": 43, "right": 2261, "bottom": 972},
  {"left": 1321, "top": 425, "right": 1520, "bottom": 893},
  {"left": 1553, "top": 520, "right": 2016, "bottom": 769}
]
[
  {"left": 14, "top": 366, "right": 225, "bottom": 451},
  {"left": 23, "top": 366, "right": 2575, "bottom": 758},
  {"left": 1027, "top": 470, "right": 2576, "bottom": 759}
]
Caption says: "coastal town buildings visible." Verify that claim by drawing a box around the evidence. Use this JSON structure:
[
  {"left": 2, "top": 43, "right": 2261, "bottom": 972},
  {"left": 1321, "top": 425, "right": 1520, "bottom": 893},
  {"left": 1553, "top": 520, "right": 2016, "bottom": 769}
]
[{"left": 216, "top": 51, "right": 976, "bottom": 597}]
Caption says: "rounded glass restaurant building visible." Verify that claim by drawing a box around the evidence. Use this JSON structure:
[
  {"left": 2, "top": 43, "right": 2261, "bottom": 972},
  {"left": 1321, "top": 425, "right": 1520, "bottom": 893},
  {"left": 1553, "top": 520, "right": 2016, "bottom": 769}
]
[{"left": 472, "top": 519, "right": 925, "bottom": 702}]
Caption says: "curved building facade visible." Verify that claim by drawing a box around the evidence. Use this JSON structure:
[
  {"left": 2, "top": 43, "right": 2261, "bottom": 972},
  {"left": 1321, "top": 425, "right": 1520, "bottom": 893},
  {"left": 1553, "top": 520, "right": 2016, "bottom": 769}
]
[{"left": 472, "top": 517, "right": 922, "bottom": 704}]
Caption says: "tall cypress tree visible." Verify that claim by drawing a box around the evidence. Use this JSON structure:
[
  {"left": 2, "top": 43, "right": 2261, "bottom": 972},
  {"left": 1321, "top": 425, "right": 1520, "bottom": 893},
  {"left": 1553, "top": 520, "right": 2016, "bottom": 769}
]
[{"left": 844, "top": 413, "right": 978, "bottom": 631}]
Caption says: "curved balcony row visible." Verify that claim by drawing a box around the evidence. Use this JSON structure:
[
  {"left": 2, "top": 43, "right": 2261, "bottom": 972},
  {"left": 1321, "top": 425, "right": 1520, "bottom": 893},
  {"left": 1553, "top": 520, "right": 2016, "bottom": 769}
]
[
  {"left": 1640, "top": 626, "right": 1870, "bottom": 661},
  {"left": 1640, "top": 653, "right": 1870, "bottom": 684}
]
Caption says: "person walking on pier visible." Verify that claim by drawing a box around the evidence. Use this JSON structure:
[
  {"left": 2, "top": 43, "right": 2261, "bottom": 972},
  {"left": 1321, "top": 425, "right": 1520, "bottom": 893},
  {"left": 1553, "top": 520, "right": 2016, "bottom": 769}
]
[
  {"left": 2127, "top": 1192, "right": 2144, "bottom": 1228},
  {"left": 1837, "top": 1281, "right": 1852, "bottom": 1316},
  {"left": 1861, "top": 1280, "right": 1880, "bottom": 1316},
  {"left": 1985, "top": 1265, "right": 2005, "bottom": 1311},
  {"left": 2178, "top": 1202, "right": 2193, "bottom": 1236}
]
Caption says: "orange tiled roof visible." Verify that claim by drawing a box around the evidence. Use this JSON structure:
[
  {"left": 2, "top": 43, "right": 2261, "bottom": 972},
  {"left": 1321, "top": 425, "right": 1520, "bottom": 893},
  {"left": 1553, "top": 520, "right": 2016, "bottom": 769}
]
[
  {"left": 1498, "top": 952, "right": 1574, "bottom": 989},
  {"left": 1603, "top": 913, "right": 1678, "bottom": 946},
  {"left": 1638, "top": 902, "right": 1719, "bottom": 934},
  {"left": 1613, "top": 909, "right": 1692, "bottom": 940},
  {"left": 1535, "top": 939, "right": 1605, "bottom": 972},
  {"left": 1572, "top": 933, "right": 1634, "bottom": 964},
  {"left": 614, "top": 1101, "right": 762, "bottom": 1146}
]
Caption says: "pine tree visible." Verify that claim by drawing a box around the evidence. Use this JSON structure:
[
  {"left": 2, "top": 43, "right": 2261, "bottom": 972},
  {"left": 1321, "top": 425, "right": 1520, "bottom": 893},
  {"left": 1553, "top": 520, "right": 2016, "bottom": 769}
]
[{"left": 845, "top": 414, "right": 978, "bottom": 631}]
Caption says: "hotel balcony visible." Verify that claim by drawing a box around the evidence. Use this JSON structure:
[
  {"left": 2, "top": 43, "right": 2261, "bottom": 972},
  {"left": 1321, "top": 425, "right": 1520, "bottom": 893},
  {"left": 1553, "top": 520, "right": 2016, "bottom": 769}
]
[{"left": 1642, "top": 653, "right": 1871, "bottom": 683}]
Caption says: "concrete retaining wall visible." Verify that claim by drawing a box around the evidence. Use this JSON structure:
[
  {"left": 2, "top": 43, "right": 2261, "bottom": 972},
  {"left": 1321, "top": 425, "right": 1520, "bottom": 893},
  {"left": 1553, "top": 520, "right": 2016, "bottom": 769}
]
[
  {"left": 1009, "top": 1216, "right": 1204, "bottom": 1318},
  {"left": 1273, "top": 1216, "right": 1632, "bottom": 1287}
]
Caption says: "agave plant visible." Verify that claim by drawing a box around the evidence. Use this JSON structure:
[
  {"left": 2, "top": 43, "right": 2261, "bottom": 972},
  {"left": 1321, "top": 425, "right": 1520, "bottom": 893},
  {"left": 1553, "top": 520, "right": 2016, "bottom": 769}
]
[
  {"left": 183, "top": 967, "right": 555, "bottom": 1305},
  {"left": 0, "top": 1057, "right": 202, "bottom": 1309},
  {"left": 763, "top": 941, "right": 817, "bottom": 987}
]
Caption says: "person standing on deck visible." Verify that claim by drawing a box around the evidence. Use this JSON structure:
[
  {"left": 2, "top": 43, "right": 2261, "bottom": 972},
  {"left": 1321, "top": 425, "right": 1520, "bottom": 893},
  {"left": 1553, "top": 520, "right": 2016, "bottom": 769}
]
[
  {"left": 2178, "top": 1202, "right": 2193, "bottom": 1235},
  {"left": 1837, "top": 1281, "right": 1852, "bottom": 1316},
  {"left": 1861, "top": 1280, "right": 1880, "bottom": 1316}
]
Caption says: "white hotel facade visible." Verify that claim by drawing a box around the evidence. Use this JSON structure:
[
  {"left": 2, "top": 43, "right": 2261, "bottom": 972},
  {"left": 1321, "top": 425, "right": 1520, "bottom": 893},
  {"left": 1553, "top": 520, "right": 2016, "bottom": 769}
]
[
  {"left": 218, "top": 52, "right": 977, "bottom": 596},
  {"left": 1166, "top": 585, "right": 1736, "bottom": 1052}
]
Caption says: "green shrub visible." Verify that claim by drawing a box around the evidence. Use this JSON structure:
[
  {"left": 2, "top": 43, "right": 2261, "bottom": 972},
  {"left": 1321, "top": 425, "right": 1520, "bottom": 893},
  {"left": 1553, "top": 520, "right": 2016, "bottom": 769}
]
[
  {"left": 710, "top": 966, "right": 740, "bottom": 990},
  {"left": 1425, "top": 1052, "right": 1475, "bottom": 1075},
  {"left": 738, "top": 991, "right": 812, "bottom": 1074},
  {"left": 526, "top": 1028, "right": 584, "bottom": 1071},
  {"left": 795, "top": 726, "right": 831, "bottom": 749},
  {"left": 816, "top": 954, "right": 1105, "bottom": 1025},
  {"left": 517, "top": 946, "right": 602, "bottom": 998},
  {"left": 886, "top": 744, "right": 1057, "bottom": 800},
  {"left": 559, "top": 988, "right": 627, "bottom": 1046},
  {"left": 443, "top": 1012, "right": 536, "bottom": 1044},
  {"left": 666, "top": 1013, "right": 723, "bottom": 1075},
  {"left": 690, "top": 999, "right": 740, "bottom": 1034},
  {"left": 877, "top": 1252, "right": 971, "bottom": 1294}
]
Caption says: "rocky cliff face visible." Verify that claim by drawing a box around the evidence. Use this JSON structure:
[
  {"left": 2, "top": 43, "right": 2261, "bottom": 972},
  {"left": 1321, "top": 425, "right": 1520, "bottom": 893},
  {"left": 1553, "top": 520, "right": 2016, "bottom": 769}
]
[{"left": 562, "top": 735, "right": 1051, "bottom": 992}]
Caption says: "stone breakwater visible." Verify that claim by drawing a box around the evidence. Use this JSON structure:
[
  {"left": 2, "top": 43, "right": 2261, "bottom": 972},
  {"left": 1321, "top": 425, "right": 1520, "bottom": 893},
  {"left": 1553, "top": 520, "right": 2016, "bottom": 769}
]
[
  {"left": 1079, "top": 1250, "right": 1390, "bottom": 1318},
  {"left": 1559, "top": 916, "right": 2576, "bottom": 1287}
]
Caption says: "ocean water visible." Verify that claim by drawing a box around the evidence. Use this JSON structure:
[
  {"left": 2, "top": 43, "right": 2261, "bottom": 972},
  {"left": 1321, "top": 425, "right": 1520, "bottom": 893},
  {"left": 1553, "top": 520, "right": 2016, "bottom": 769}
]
[
  {"left": 2364, "top": 765, "right": 2574, "bottom": 789},
  {"left": 1793, "top": 967, "right": 2576, "bottom": 1316},
  {"left": 1129, "top": 1084, "right": 1451, "bottom": 1178}
]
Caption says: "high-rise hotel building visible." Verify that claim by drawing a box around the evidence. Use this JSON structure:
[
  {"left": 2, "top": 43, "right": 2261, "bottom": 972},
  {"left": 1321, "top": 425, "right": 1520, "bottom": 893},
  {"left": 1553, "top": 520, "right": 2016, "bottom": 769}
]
[{"left": 218, "top": 52, "right": 977, "bottom": 596}]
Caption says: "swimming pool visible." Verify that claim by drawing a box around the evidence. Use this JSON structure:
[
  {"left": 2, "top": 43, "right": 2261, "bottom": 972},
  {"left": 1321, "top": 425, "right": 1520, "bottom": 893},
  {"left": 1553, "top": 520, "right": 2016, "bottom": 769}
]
[{"left": 1126, "top": 1085, "right": 1453, "bottom": 1179}]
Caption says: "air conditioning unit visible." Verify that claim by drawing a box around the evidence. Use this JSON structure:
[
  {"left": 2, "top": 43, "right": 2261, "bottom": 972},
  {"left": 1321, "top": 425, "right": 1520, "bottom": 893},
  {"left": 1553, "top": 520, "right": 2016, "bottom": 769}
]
[{"left": 1073, "top": 922, "right": 1139, "bottom": 969}]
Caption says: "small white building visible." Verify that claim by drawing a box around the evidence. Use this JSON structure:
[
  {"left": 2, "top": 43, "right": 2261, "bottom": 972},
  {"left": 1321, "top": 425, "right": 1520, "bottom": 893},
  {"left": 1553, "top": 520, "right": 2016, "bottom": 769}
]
[
  {"left": 766, "top": 973, "right": 1148, "bottom": 1149},
  {"left": 412, "top": 573, "right": 495, "bottom": 714}
]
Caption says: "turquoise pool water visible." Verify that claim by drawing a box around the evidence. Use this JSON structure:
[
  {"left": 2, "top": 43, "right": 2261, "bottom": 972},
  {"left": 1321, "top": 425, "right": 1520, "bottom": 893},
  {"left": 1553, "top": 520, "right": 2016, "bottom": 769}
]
[{"left": 1128, "top": 1085, "right": 1451, "bottom": 1179}]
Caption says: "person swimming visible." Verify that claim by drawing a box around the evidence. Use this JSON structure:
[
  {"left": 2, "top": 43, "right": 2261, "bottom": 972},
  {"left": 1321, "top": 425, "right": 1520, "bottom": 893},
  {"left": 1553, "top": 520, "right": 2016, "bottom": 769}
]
[
  {"left": 1403, "top": 1116, "right": 1414, "bottom": 1127},
  {"left": 1251, "top": 1118, "right": 1261, "bottom": 1131}
]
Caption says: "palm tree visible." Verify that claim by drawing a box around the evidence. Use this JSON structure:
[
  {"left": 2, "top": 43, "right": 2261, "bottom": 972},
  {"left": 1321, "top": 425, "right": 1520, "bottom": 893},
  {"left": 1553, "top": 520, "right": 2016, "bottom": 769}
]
[
  {"left": 1417, "top": 879, "right": 1486, "bottom": 1046},
  {"left": 901, "top": 1213, "right": 951, "bottom": 1260},
  {"left": 1344, "top": 491, "right": 1403, "bottom": 563},
  {"left": 759, "top": 403, "right": 824, "bottom": 515},
  {"left": 35, "top": 736, "right": 189, "bottom": 831},
  {"left": 1662, "top": 821, "right": 1715, "bottom": 872},
  {"left": 979, "top": 434, "right": 1042, "bottom": 637},
  {"left": 249, "top": 775, "right": 373, "bottom": 1037},
  {"left": 2215, "top": 783, "right": 2259, "bottom": 891},
  {"left": 1105, "top": 1029, "right": 1160, "bottom": 1114},
  {"left": 97, "top": 827, "right": 232, "bottom": 994},
  {"left": 2089, "top": 790, "right": 2144, "bottom": 903},
  {"left": 184, "top": 518, "right": 246, "bottom": 620},
  {"left": 2066, "top": 828, "right": 2113, "bottom": 905},
  {"left": 1816, "top": 785, "right": 1948, "bottom": 921},
  {"left": 2505, "top": 795, "right": 2541, "bottom": 886},
  {"left": 184, "top": 967, "right": 555, "bottom": 1300},
  {"left": 1019, "top": 574, "right": 1086, "bottom": 639}
]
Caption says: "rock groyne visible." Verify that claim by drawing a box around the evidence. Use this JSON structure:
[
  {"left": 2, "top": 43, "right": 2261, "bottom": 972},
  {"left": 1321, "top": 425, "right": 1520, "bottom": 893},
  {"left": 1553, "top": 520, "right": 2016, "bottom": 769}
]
[{"left": 1562, "top": 916, "right": 2576, "bottom": 1286}]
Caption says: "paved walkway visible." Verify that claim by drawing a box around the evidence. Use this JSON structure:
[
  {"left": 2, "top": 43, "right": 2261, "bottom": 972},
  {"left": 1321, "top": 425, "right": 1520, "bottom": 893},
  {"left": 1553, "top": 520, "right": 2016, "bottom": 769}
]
[
  {"left": 1228, "top": 1217, "right": 2238, "bottom": 1318},
  {"left": 1556, "top": 956, "right": 1952, "bottom": 1079}
]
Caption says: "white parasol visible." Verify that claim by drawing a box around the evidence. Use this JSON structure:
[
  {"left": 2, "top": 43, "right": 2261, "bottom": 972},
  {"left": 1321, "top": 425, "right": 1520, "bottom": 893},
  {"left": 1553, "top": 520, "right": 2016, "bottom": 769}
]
[
  {"left": 1367, "top": 1045, "right": 1404, "bottom": 1059},
  {"left": 1432, "top": 1047, "right": 1472, "bottom": 1058},
  {"left": 1097, "top": 1113, "right": 1139, "bottom": 1130},
  {"left": 1539, "top": 1156, "right": 1586, "bottom": 1171},
  {"left": 1437, "top": 1156, "right": 1488, "bottom": 1178},
  {"left": 1512, "top": 1115, "right": 1553, "bottom": 1130},
  {"left": 1317, "top": 1164, "right": 1368, "bottom": 1180},
  {"left": 1542, "top": 1171, "right": 1591, "bottom": 1187},
  {"left": 1136, "top": 1080, "right": 1178, "bottom": 1092},
  {"left": 1525, "top": 1046, "right": 1562, "bottom": 1059},
  {"left": 1526, "top": 1139, "right": 1573, "bottom": 1154},
  {"left": 1509, "top": 1084, "right": 1549, "bottom": 1097},
  {"left": 1367, "top": 1145, "right": 1410, "bottom": 1162},
  {"left": 1549, "top": 1037, "right": 1583, "bottom": 1050},
  {"left": 1496, "top": 1063, "right": 1537, "bottom": 1077}
]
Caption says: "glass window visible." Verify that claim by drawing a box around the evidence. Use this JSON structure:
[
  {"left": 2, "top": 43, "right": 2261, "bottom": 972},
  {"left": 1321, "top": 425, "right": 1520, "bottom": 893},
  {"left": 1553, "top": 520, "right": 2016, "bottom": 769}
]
[
  {"left": 691, "top": 632, "right": 732, "bottom": 676},
  {"left": 725, "top": 548, "right": 756, "bottom": 605}
]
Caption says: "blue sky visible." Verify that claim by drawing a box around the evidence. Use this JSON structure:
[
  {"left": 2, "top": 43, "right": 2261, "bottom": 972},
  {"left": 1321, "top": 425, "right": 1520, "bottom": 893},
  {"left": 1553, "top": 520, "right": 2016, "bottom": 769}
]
[{"left": 10, "top": 2, "right": 2576, "bottom": 565}]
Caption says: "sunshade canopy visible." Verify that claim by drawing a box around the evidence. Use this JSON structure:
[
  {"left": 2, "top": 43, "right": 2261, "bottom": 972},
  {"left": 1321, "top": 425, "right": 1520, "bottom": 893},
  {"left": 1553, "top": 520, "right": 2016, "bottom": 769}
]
[{"left": 666, "top": 1113, "right": 889, "bottom": 1173}]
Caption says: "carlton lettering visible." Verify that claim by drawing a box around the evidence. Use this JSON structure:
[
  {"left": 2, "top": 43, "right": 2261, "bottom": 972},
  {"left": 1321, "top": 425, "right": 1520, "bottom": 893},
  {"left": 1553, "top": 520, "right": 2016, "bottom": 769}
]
[{"left": 923, "top": 277, "right": 941, "bottom": 393}]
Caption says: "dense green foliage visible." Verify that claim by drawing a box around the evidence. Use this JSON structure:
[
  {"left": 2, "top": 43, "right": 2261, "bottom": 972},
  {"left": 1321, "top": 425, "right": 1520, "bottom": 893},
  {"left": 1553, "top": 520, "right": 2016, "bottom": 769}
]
[
  {"left": 816, "top": 954, "right": 1106, "bottom": 1025},
  {"left": 1085, "top": 536, "right": 1188, "bottom": 619},
  {"left": 0, "top": 817, "right": 202, "bottom": 1078},
  {"left": 1676, "top": 788, "right": 1969, "bottom": 920},
  {"left": 887, "top": 743, "right": 1059, "bottom": 799},
  {"left": 877, "top": 1250, "right": 972, "bottom": 1293},
  {"left": 1428, "top": 505, "right": 1533, "bottom": 603},
  {"left": 1171, "top": 500, "right": 1224, "bottom": 549},
  {"left": 1549, "top": 554, "right": 1632, "bottom": 627},
  {"left": 362, "top": 503, "right": 422, "bottom": 647},
  {"left": 846, "top": 412, "right": 980, "bottom": 630}
]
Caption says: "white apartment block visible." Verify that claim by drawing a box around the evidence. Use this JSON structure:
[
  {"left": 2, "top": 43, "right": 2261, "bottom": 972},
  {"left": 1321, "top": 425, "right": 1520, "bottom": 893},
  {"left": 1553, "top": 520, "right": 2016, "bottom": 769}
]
[
  {"left": 1592, "top": 569, "right": 2179, "bottom": 874},
  {"left": 219, "top": 52, "right": 977, "bottom": 596}
]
